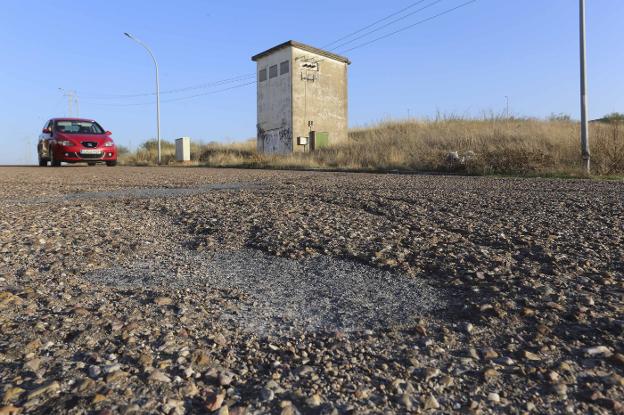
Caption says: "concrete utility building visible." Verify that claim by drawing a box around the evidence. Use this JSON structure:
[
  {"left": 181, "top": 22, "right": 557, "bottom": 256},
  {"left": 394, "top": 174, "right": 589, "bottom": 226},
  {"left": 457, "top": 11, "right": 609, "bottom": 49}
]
[{"left": 251, "top": 41, "right": 350, "bottom": 154}]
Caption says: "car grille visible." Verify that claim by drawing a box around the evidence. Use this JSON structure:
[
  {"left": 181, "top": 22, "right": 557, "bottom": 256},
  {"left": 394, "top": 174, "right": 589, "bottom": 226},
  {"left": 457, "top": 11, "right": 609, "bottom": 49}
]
[
  {"left": 78, "top": 152, "right": 103, "bottom": 159},
  {"left": 82, "top": 141, "right": 98, "bottom": 148}
]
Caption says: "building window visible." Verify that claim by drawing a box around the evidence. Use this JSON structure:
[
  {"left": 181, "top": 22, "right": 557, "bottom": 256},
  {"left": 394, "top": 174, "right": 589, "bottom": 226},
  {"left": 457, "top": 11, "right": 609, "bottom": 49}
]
[
  {"left": 269, "top": 65, "right": 278, "bottom": 79},
  {"left": 280, "top": 60, "right": 289, "bottom": 75},
  {"left": 259, "top": 68, "right": 267, "bottom": 82}
]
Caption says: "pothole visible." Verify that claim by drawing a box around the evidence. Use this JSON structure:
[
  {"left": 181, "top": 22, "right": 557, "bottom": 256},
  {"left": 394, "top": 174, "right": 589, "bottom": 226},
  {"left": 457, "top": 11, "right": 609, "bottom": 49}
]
[{"left": 85, "top": 248, "right": 446, "bottom": 335}]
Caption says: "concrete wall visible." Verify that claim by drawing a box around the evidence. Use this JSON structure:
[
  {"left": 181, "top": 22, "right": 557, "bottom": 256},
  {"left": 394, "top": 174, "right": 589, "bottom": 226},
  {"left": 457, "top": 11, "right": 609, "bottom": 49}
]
[
  {"left": 255, "top": 48, "right": 292, "bottom": 154},
  {"left": 291, "top": 47, "right": 348, "bottom": 153}
]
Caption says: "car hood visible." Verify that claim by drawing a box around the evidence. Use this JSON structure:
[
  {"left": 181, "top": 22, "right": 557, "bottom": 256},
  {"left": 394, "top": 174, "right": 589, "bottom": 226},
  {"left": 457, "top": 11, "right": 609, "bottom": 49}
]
[{"left": 56, "top": 133, "right": 112, "bottom": 144}]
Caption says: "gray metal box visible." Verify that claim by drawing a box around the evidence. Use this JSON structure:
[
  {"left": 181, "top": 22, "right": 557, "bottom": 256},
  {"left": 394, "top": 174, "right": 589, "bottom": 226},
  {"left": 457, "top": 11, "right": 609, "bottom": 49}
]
[{"left": 175, "top": 137, "right": 191, "bottom": 162}]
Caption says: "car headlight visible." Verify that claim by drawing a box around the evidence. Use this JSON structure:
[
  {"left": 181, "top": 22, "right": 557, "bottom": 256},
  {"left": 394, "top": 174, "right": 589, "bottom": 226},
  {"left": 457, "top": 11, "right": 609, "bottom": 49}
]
[
  {"left": 57, "top": 140, "right": 76, "bottom": 147},
  {"left": 104, "top": 141, "right": 114, "bottom": 147}
]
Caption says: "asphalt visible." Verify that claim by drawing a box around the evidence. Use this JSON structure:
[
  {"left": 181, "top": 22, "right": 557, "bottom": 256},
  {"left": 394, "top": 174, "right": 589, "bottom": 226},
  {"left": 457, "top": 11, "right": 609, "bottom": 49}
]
[
  {"left": 86, "top": 248, "right": 445, "bottom": 335},
  {"left": 1, "top": 166, "right": 622, "bottom": 415}
]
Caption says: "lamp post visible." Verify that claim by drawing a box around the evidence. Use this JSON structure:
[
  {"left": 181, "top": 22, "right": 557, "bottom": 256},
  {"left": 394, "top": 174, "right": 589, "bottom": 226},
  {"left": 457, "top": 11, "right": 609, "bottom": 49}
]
[{"left": 124, "top": 32, "right": 161, "bottom": 165}]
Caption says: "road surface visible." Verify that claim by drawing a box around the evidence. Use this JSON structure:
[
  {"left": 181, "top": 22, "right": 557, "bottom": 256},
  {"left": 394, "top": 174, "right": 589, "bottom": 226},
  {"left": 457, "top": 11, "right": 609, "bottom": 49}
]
[{"left": 1, "top": 166, "right": 622, "bottom": 414}]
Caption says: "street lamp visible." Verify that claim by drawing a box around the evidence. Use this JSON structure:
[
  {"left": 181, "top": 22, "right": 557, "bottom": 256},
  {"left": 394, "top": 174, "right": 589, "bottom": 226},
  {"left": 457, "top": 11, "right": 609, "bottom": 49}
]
[{"left": 124, "top": 32, "right": 161, "bottom": 165}]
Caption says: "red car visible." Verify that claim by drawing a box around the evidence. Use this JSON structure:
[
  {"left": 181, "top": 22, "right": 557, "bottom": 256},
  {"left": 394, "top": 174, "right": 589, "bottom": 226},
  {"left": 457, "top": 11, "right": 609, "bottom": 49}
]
[{"left": 38, "top": 118, "right": 117, "bottom": 166}]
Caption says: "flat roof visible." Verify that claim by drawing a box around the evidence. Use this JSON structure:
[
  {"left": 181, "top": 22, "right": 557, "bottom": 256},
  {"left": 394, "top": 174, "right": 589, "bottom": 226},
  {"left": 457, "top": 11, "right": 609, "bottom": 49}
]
[{"left": 251, "top": 40, "right": 351, "bottom": 64}]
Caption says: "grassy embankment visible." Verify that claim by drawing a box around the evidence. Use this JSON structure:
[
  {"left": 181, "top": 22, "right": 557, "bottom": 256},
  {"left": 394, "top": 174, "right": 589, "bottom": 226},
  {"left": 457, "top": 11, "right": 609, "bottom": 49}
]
[{"left": 120, "top": 117, "right": 624, "bottom": 177}]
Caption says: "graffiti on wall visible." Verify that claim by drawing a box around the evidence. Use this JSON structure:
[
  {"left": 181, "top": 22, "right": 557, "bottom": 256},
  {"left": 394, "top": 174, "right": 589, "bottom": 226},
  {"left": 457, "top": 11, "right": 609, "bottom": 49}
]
[{"left": 259, "top": 127, "right": 292, "bottom": 154}]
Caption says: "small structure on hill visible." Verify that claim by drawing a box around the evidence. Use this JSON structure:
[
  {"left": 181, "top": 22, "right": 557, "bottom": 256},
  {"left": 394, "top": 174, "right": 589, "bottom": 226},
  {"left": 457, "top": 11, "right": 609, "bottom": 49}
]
[
  {"left": 175, "top": 137, "right": 191, "bottom": 162},
  {"left": 251, "top": 41, "right": 350, "bottom": 154}
]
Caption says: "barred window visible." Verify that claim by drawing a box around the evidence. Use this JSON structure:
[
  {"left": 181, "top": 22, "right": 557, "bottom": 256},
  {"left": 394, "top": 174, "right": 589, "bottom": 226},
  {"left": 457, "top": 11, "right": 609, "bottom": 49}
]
[
  {"left": 280, "top": 60, "right": 289, "bottom": 75},
  {"left": 259, "top": 68, "right": 267, "bottom": 82},
  {"left": 269, "top": 65, "right": 278, "bottom": 79}
]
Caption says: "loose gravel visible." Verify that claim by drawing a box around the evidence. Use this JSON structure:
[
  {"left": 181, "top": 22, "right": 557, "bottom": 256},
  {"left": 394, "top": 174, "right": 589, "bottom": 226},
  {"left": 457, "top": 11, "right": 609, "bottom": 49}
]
[
  {"left": 0, "top": 183, "right": 264, "bottom": 207},
  {"left": 86, "top": 248, "right": 445, "bottom": 335},
  {"left": 1, "top": 166, "right": 623, "bottom": 415}
]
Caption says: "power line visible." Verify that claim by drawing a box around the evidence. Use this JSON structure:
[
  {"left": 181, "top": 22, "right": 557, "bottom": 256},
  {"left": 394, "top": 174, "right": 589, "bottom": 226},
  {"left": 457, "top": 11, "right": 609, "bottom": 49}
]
[
  {"left": 80, "top": 1, "right": 477, "bottom": 107},
  {"left": 161, "top": 80, "right": 256, "bottom": 103},
  {"left": 82, "top": 80, "right": 257, "bottom": 107},
  {"left": 335, "top": 0, "right": 478, "bottom": 54},
  {"left": 82, "top": 73, "right": 256, "bottom": 99},
  {"left": 321, "top": 0, "right": 430, "bottom": 49},
  {"left": 328, "top": 0, "right": 445, "bottom": 52}
]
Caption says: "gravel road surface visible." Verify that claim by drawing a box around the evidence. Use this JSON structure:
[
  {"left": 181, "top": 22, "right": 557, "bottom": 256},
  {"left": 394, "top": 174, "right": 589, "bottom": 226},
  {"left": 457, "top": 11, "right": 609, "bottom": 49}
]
[
  {"left": 86, "top": 248, "right": 444, "bottom": 335},
  {"left": 0, "top": 166, "right": 622, "bottom": 414}
]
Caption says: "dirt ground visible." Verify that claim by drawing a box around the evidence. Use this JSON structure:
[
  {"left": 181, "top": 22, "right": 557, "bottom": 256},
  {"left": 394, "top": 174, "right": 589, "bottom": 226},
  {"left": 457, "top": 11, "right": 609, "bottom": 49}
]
[{"left": 0, "top": 166, "right": 622, "bottom": 414}]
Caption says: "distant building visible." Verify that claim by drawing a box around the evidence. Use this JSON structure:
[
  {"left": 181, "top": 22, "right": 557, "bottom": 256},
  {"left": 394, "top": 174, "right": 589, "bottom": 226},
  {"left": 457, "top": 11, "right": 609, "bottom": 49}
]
[{"left": 251, "top": 41, "right": 350, "bottom": 154}]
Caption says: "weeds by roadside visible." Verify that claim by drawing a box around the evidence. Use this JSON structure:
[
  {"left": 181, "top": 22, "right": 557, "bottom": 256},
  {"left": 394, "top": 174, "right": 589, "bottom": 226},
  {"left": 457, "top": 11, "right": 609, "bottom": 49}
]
[{"left": 120, "top": 117, "right": 624, "bottom": 177}]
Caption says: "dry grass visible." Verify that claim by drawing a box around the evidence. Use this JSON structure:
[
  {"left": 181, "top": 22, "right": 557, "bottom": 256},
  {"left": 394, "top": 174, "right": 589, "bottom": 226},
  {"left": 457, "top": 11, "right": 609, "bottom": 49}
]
[{"left": 121, "top": 117, "right": 624, "bottom": 177}]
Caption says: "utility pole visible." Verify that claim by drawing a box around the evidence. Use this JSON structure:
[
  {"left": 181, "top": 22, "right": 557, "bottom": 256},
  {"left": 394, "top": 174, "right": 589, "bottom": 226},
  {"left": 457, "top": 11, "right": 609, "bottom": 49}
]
[
  {"left": 504, "top": 96, "right": 509, "bottom": 119},
  {"left": 59, "top": 88, "right": 79, "bottom": 116},
  {"left": 579, "top": 0, "right": 590, "bottom": 174}
]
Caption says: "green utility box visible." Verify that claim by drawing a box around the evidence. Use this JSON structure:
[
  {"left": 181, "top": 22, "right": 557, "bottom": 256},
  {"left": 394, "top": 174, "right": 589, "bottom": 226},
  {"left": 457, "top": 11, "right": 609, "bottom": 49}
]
[{"left": 310, "top": 131, "right": 329, "bottom": 150}]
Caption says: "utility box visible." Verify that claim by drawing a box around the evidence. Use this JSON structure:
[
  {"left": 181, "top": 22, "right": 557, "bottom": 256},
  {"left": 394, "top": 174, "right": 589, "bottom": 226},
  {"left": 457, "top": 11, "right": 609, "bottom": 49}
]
[
  {"left": 175, "top": 137, "right": 191, "bottom": 162},
  {"left": 310, "top": 131, "right": 329, "bottom": 150}
]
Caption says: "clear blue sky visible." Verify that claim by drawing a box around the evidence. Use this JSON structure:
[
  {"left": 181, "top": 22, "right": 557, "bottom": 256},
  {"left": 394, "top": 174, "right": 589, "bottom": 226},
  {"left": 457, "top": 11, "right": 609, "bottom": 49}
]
[{"left": 1, "top": 0, "right": 622, "bottom": 164}]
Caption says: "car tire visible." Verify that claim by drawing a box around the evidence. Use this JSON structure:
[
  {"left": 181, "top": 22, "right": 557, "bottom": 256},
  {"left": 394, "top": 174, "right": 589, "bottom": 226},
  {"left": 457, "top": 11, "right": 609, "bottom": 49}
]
[
  {"left": 106, "top": 161, "right": 117, "bottom": 167},
  {"left": 50, "top": 150, "right": 61, "bottom": 167},
  {"left": 38, "top": 158, "right": 48, "bottom": 167}
]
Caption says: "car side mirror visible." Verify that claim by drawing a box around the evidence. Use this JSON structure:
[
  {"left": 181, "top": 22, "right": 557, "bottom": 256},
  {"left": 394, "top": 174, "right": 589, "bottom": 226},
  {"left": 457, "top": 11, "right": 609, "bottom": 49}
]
[
  {"left": 42, "top": 128, "right": 51, "bottom": 134},
  {"left": 105, "top": 131, "right": 112, "bottom": 135}
]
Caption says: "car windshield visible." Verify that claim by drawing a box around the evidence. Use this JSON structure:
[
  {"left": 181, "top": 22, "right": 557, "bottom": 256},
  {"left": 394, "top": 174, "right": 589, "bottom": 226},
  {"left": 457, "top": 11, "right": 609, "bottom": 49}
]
[{"left": 55, "top": 120, "right": 104, "bottom": 134}]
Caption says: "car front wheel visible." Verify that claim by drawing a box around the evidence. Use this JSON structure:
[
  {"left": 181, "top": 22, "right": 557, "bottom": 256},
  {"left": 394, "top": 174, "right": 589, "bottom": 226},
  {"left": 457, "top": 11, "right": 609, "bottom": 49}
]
[
  {"left": 50, "top": 150, "right": 61, "bottom": 167},
  {"left": 106, "top": 161, "right": 117, "bottom": 167}
]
